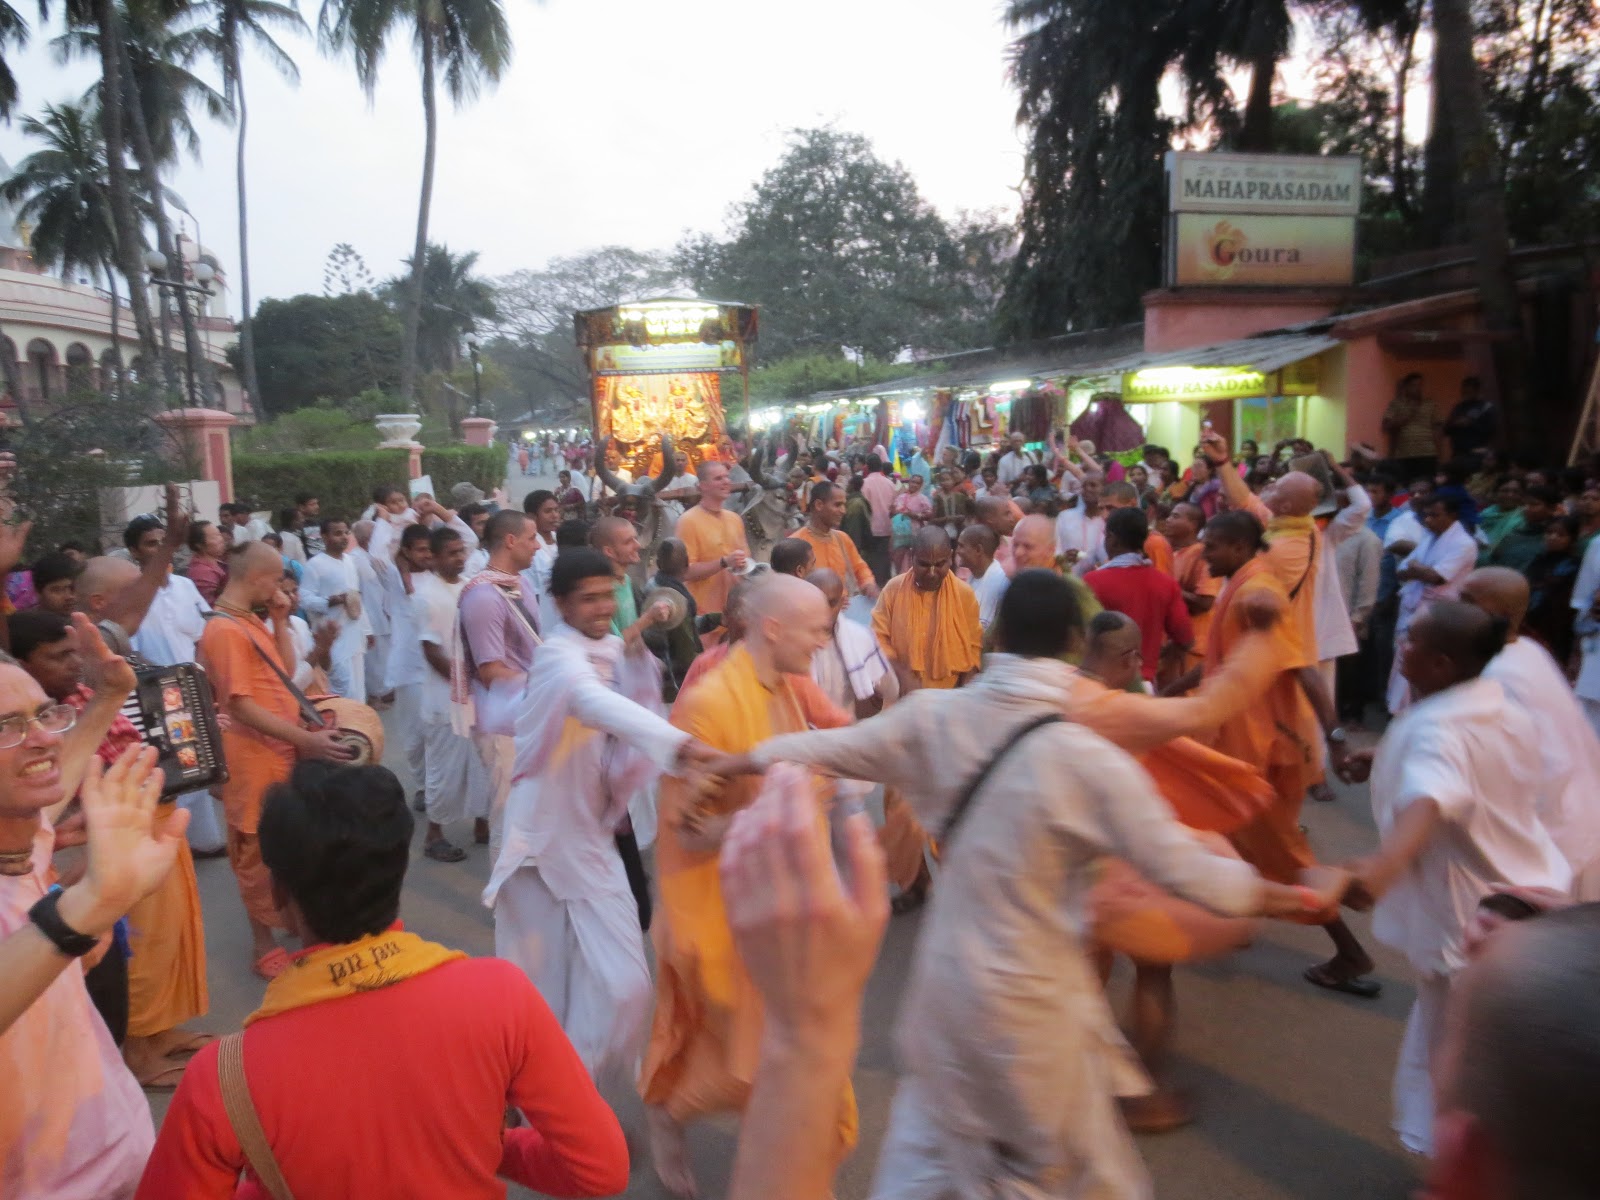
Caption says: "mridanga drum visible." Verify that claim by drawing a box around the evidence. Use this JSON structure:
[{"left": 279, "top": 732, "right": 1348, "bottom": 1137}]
[{"left": 307, "top": 695, "right": 385, "bottom": 766}]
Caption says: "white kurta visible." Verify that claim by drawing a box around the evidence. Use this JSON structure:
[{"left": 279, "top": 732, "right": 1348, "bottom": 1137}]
[
  {"left": 412, "top": 572, "right": 484, "bottom": 826},
  {"left": 485, "top": 626, "right": 684, "bottom": 1082},
  {"left": 752, "top": 654, "right": 1262, "bottom": 1200},
  {"left": 1386, "top": 521, "right": 1479, "bottom": 713},
  {"left": 971, "top": 558, "right": 1010, "bottom": 632},
  {"left": 1053, "top": 505, "right": 1105, "bottom": 570},
  {"left": 352, "top": 547, "right": 390, "bottom": 698},
  {"left": 383, "top": 566, "right": 428, "bottom": 793},
  {"left": 1483, "top": 636, "right": 1600, "bottom": 897},
  {"left": 1313, "top": 486, "right": 1371, "bottom": 662},
  {"left": 300, "top": 552, "right": 370, "bottom": 701},
  {"left": 1368, "top": 675, "right": 1571, "bottom": 1153}
]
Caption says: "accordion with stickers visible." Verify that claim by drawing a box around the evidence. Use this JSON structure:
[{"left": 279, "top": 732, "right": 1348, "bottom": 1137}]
[{"left": 118, "top": 662, "right": 229, "bottom": 798}]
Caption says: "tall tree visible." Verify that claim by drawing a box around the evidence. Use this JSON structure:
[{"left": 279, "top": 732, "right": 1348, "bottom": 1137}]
[
  {"left": 385, "top": 242, "right": 495, "bottom": 373},
  {"left": 191, "top": 0, "right": 306, "bottom": 417},
  {"left": 0, "top": 0, "right": 33, "bottom": 120},
  {"left": 676, "top": 127, "right": 970, "bottom": 360},
  {"left": 247, "top": 290, "right": 402, "bottom": 411},
  {"left": 318, "top": 0, "right": 511, "bottom": 413},
  {"left": 0, "top": 100, "right": 131, "bottom": 400}
]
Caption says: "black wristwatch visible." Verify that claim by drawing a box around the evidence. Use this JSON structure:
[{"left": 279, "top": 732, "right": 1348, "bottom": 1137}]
[{"left": 29, "top": 885, "right": 98, "bottom": 958}]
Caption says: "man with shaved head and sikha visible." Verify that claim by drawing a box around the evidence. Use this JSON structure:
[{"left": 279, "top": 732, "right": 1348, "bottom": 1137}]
[
  {"left": 1461, "top": 566, "right": 1600, "bottom": 897},
  {"left": 872, "top": 526, "right": 983, "bottom": 695},
  {"left": 972, "top": 493, "right": 1019, "bottom": 576},
  {"left": 640, "top": 573, "right": 853, "bottom": 1197},
  {"left": 986, "top": 514, "right": 1103, "bottom": 658},
  {"left": 199, "top": 542, "right": 355, "bottom": 979},
  {"left": 1334, "top": 600, "right": 1571, "bottom": 1157}
]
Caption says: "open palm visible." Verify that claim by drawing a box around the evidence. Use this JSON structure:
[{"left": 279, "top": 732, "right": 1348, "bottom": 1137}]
[{"left": 80, "top": 746, "right": 189, "bottom": 919}]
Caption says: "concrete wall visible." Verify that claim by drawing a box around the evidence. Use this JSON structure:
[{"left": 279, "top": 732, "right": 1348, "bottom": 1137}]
[{"left": 1143, "top": 290, "right": 1342, "bottom": 353}]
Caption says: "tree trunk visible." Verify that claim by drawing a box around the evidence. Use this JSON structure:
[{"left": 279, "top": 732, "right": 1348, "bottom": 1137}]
[
  {"left": 92, "top": 0, "right": 159, "bottom": 369},
  {"left": 1237, "top": 45, "right": 1277, "bottom": 152},
  {"left": 398, "top": 25, "right": 437, "bottom": 411},
  {"left": 233, "top": 44, "right": 261, "bottom": 419},
  {"left": 116, "top": 36, "right": 202, "bottom": 406},
  {"left": 1422, "top": 0, "right": 1465, "bottom": 245},
  {"left": 1431, "top": 0, "right": 1530, "bottom": 451},
  {"left": 1391, "top": 1, "right": 1422, "bottom": 221},
  {"left": 104, "top": 256, "right": 124, "bottom": 394}
]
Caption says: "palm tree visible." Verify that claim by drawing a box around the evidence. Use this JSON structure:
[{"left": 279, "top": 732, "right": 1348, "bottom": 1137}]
[
  {"left": 387, "top": 242, "right": 495, "bottom": 374},
  {"left": 0, "top": 100, "right": 130, "bottom": 396},
  {"left": 0, "top": 0, "right": 34, "bottom": 121},
  {"left": 319, "top": 0, "right": 511, "bottom": 411},
  {"left": 190, "top": 0, "right": 306, "bottom": 416}
]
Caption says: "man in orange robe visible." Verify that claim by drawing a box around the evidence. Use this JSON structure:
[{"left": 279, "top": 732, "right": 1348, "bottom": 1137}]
[
  {"left": 1161, "top": 502, "right": 1220, "bottom": 683},
  {"left": 1182, "top": 510, "right": 1378, "bottom": 995},
  {"left": 870, "top": 526, "right": 982, "bottom": 907},
  {"left": 793, "top": 480, "right": 879, "bottom": 601},
  {"left": 675, "top": 460, "right": 749, "bottom": 641},
  {"left": 641, "top": 574, "right": 852, "bottom": 1198},
  {"left": 197, "top": 543, "right": 354, "bottom": 981}
]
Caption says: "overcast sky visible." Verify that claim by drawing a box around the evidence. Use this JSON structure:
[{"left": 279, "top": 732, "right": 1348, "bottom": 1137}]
[{"left": 0, "top": 0, "right": 1030, "bottom": 314}]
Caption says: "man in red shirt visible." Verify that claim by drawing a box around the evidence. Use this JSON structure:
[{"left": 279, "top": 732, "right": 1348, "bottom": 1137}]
[
  {"left": 137, "top": 762, "right": 629, "bottom": 1199},
  {"left": 1084, "top": 508, "right": 1193, "bottom": 684}
]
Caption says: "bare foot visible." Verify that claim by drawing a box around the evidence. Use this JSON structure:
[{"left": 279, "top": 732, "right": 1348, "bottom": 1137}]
[
  {"left": 1309, "top": 781, "right": 1338, "bottom": 803},
  {"left": 646, "top": 1106, "right": 697, "bottom": 1198}
]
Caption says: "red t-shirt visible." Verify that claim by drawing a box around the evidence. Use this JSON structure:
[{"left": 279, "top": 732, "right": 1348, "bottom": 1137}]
[
  {"left": 1083, "top": 563, "right": 1195, "bottom": 682},
  {"left": 136, "top": 957, "right": 628, "bottom": 1199}
]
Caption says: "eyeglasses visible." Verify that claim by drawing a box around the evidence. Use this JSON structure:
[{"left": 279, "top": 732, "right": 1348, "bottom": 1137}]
[{"left": 0, "top": 704, "right": 77, "bottom": 749}]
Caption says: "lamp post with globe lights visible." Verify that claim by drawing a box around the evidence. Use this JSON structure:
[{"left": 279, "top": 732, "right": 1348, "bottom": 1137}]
[
  {"left": 464, "top": 330, "right": 483, "bottom": 418},
  {"left": 144, "top": 249, "right": 217, "bottom": 408}
]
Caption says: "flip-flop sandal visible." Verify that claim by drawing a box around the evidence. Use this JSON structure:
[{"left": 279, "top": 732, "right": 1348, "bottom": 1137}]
[
  {"left": 253, "top": 947, "right": 292, "bottom": 981},
  {"left": 136, "top": 1061, "right": 192, "bottom": 1091},
  {"left": 1304, "top": 964, "right": 1382, "bottom": 998},
  {"left": 424, "top": 839, "right": 467, "bottom": 863},
  {"left": 161, "top": 1030, "right": 217, "bottom": 1059}
]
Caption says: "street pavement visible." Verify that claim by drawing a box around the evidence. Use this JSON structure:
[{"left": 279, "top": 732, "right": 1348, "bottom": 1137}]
[{"left": 150, "top": 463, "right": 1424, "bottom": 1198}]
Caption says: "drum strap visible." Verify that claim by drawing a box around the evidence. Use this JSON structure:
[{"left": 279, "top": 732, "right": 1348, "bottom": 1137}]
[{"left": 206, "top": 612, "right": 323, "bottom": 730}]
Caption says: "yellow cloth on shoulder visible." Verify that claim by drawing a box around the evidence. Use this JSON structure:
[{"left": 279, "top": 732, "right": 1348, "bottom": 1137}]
[
  {"left": 872, "top": 571, "right": 982, "bottom": 689},
  {"left": 246, "top": 928, "right": 464, "bottom": 1026},
  {"left": 641, "top": 644, "right": 857, "bottom": 1147}
]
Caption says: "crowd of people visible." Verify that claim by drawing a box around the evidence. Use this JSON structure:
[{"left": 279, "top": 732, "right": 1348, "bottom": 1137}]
[{"left": 1, "top": 410, "right": 1598, "bottom": 1200}]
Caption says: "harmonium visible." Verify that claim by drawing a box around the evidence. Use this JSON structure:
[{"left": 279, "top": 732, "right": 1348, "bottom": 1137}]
[{"left": 119, "top": 662, "right": 229, "bottom": 798}]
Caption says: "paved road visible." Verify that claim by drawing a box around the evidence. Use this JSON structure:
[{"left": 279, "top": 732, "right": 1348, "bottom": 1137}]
[{"left": 153, "top": 461, "right": 1424, "bottom": 1198}]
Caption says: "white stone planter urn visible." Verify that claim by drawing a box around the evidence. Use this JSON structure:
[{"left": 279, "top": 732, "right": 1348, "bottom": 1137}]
[{"left": 375, "top": 413, "right": 423, "bottom": 448}]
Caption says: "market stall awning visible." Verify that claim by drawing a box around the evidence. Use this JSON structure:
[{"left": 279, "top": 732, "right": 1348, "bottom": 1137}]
[{"left": 1095, "top": 327, "right": 1343, "bottom": 377}]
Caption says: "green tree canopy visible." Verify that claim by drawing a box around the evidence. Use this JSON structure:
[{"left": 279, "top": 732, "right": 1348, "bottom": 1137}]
[
  {"left": 386, "top": 242, "right": 496, "bottom": 375},
  {"left": 675, "top": 128, "right": 1001, "bottom": 360},
  {"left": 247, "top": 291, "right": 402, "bottom": 412}
]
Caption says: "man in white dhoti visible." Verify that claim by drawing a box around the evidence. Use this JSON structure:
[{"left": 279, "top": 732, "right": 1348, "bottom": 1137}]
[
  {"left": 1460, "top": 567, "right": 1600, "bottom": 899},
  {"left": 1387, "top": 494, "right": 1478, "bottom": 713},
  {"left": 300, "top": 518, "right": 370, "bottom": 702},
  {"left": 351, "top": 519, "right": 392, "bottom": 704},
  {"left": 384, "top": 524, "right": 434, "bottom": 811},
  {"left": 486, "top": 547, "right": 706, "bottom": 1084},
  {"left": 1571, "top": 528, "right": 1600, "bottom": 737},
  {"left": 712, "top": 569, "right": 1347, "bottom": 1200},
  {"left": 414, "top": 527, "right": 490, "bottom": 862},
  {"left": 1335, "top": 600, "right": 1571, "bottom": 1157},
  {"left": 123, "top": 514, "right": 226, "bottom": 853}
]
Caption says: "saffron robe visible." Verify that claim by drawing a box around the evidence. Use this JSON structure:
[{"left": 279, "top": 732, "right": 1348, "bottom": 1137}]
[{"left": 871, "top": 571, "right": 982, "bottom": 689}]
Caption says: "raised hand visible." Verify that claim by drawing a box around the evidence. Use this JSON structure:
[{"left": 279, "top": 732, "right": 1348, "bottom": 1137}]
[
  {"left": 719, "top": 762, "right": 888, "bottom": 1041},
  {"left": 66, "top": 746, "right": 189, "bottom": 936},
  {"left": 73, "top": 613, "right": 136, "bottom": 700}
]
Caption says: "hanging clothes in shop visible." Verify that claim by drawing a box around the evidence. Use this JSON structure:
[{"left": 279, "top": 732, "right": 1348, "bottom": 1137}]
[
  {"left": 1008, "top": 389, "right": 1054, "bottom": 443},
  {"left": 1070, "top": 391, "right": 1145, "bottom": 453}
]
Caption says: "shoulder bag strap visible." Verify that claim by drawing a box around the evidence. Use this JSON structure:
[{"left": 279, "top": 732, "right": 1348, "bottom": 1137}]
[
  {"left": 1287, "top": 531, "right": 1319, "bottom": 601},
  {"left": 217, "top": 1033, "right": 295, "bottom": 1200},
  {"left": 493, "top": 584, "right": 543, "bottom": 648},
  {"left": 937, "top": 712, "right": 1064, "bottom": 846},
  {"left": 206, "top": 611, "right": 322, "bottom": 729}
]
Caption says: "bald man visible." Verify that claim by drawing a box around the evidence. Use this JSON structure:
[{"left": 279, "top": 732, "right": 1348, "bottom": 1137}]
[
  {"left": 642, "top": 574, "right": 853, "bottom": 1196},
  {"left": 198, "top": 542, "right": 355, "bottom": 978},
  {"left": 1335, "top": 600, "right": 1571, "bottom": 1155},
  {"left": 956, "top": 523, "right": 1007, "bottom": 631},
  {"left": 873, "top": 526, "right": 982, "bottom": 694},
  {"left": 1462, "top": 567, "right": 1600, "bottom": 897},
  {"left": 675, "top": 459, "right": 749, "bottom": 641},
  {"left": 973, "top": 494, "right": 1018, "bottom": 576},
  {"left": 1424, "top": 904, "right": 1600, "bottom": 1200},
  {"left": 988, "top": 515, "right": 1103, "bottom": 659}
]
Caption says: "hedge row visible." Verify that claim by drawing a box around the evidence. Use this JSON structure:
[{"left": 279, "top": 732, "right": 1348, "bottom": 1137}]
[{"left": 233, "top": 445, "right": 507, "bottom": 523}]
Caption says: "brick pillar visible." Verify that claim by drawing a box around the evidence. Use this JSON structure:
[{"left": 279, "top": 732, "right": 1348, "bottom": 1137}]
[{"left": 154, "top": 407, "right": 238, "bottom": 502}]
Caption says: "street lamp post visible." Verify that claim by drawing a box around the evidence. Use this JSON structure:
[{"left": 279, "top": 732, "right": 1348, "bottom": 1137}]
[
  {"left": 143, "top": 249, "right": 215, "bottom": 408},
  {"left": 464, "top": 331, "right": 483, "bottom": 418}
]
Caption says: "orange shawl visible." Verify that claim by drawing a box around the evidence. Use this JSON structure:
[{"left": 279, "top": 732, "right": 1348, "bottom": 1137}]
[{"left": 871, "top": 571, "right": 982, "bottom": 688}]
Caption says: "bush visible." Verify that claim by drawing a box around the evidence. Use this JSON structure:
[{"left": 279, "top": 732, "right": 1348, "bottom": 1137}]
[
  {"left": 234, "top": 390, "right": 393, "bottom": 455},
  {"left": 233, "top": 444, "right": 507, "bottom": 523}
]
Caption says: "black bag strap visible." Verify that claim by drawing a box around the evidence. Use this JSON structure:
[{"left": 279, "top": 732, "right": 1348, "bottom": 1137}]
[
  {"left": 937, "top": 713, "right": 1064, "bottom": 846},
  {"left": 206, "top": 611, "right": 323, "bottom": 729}
]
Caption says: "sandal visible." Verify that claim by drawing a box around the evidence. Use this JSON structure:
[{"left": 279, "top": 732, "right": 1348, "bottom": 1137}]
[
  {"left": 253, "top": 947, "right": 292, "bottom": 981},
  {"left": 160, "top": 1030, "right": 217, "bottom": 1059},
  {"left": 1304, "top": 963, "right": 1381, "bottom": 998},
  {"left": 134, "top": 1061, "right": 192, "bottom": 1091},
  {"left": 424, "top": 838, "right": 467, "bottom": 863}
]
